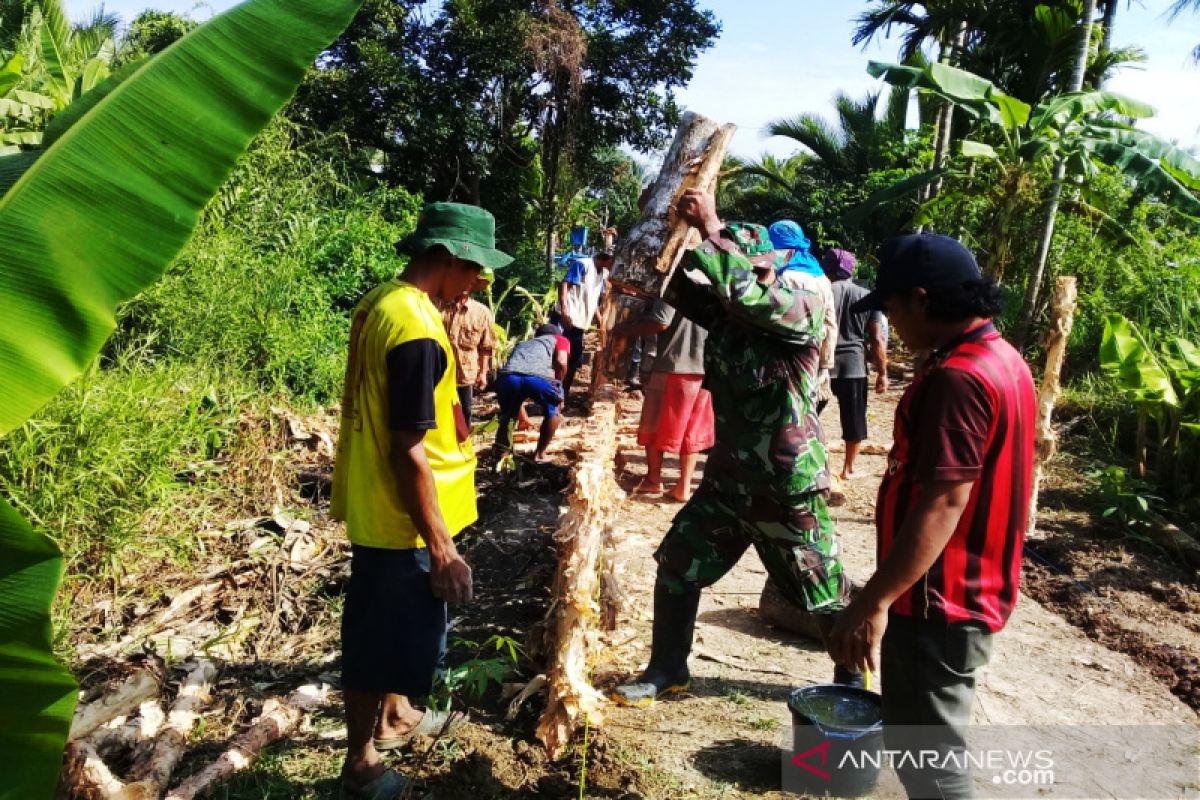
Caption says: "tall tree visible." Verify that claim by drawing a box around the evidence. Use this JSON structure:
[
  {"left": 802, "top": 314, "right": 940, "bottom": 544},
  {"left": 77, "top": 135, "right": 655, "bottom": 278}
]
[
  {"left": 1014, "top": 0, "right": 1097, "bottom": 347},
  {"left": 292, "top": 0, "right": 719, "bottom": 258}
]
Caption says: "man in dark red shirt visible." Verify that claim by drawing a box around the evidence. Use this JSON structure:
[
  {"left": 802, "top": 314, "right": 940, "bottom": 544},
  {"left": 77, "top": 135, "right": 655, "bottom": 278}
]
[{"left": 828, "top": 234, "right": 1035, "bottom": 799}]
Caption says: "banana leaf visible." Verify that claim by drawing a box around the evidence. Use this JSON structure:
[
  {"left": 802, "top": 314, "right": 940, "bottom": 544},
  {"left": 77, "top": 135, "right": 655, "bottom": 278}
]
[
  {"left": 843, "top": 167, "right": 952, "bottom": 224},
  {"left": 1099, "top": 313, "right": 1180, "bottom": 412},
  {"left": 1029, "top": 91, "right": 1155, "bottom": 133},
  {"left": 0, "top": 0, "right": 362, "bottom": 795}
]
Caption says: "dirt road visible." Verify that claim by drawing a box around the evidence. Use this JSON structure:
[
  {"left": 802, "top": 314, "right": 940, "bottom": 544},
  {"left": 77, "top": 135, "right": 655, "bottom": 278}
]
[{"left": 594, "top": 383, "right": 1198, "bottom": 799}]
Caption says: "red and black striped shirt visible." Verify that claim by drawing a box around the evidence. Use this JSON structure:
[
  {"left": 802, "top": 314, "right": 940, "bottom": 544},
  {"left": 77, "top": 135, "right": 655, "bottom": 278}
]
[{"left": 876, "top": 321, "right": 1036, "bottom": 632}]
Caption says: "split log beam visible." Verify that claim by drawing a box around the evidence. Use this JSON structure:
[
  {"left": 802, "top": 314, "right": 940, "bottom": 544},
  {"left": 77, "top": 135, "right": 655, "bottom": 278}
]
[
  {"left": 1028, "top": 276, "right": 1077, "bottom": 534},
  {"left": 536, "top": 385, "right": 623, "bottom": 757},
  {"left": 164, "top": 684, "right": 328, "bottom": 800}
]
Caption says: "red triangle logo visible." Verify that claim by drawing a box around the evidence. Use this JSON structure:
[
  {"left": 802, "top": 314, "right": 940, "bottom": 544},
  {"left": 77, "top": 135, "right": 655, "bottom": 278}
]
[{"left": 791, "top": 740, "right": 832, "bottom": 780}]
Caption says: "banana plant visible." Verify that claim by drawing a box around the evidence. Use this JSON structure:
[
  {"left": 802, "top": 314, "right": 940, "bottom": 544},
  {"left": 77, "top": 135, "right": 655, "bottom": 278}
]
[
  {"left": 0, "top": 0, "right": 363, "bottom": 795},
  {"left": 858, "top": 61, "right": 1200, "bottom": 283},
  {"left": 1100, "top": 313, "right": 1200, "bottom": 499}
]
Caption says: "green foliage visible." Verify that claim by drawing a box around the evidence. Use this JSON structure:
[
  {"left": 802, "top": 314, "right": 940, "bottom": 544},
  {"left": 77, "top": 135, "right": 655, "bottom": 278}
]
[
  {"left": 0, "top": 0, "right": 364, "bottom": 792},
  {"left": 0, "top": 349, "right": 251, "bottom": 594},
  {"left": 1088, "top": 464, "right": 1162, "bottom": 532},
  {"left": 1099, "top": 313, "right": 1200, "bottom": 500},
  {"left": 292, "top": 0, "right": 717, "bottom": 260},
  {"left": 121, "top": 119, "right": 421, "bottom": 403},
  {"left": 118, "top": 9, "right": 198, "bottom": 63},
  {"left": 429, "top": 634, "right": 523, "bottom": 711}
]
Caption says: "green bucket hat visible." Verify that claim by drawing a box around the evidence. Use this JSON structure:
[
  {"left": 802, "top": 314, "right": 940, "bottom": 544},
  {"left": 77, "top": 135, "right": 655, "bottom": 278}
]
[
  {"left": 726, "top": 221, "right": 784, "bottom": 269},
  {"left": 396, "top": 202, "right": 513, "bottom": 270}
]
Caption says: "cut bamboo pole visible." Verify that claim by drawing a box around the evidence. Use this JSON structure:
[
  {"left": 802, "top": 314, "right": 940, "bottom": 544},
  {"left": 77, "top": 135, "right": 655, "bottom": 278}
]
[
  {"left": 536, "top": 385, "right": 622, "bottom": 756},
  {"left": 1028, "top": 276, "right": 1077, "bottom": 534},
  {"left": 164, "top": 685, "right": 328, "bottom": 800}
]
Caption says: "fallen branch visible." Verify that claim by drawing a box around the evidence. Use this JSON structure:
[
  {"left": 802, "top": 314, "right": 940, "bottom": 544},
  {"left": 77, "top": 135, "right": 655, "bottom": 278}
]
[
  {"left": 122, "top": 659, "right": 217, "bottom": 797},
  {"left": 506, "top": 674, "right": 548, "bottom": 721},
  {"left": 60, "top": 741, "right": 126, "bottom": 800},
  {"left": 70, "top": 669, "right": 161, "bottom": 741},
  {"left": 164, "top": 684, "right": 329, "bottom": 800}
]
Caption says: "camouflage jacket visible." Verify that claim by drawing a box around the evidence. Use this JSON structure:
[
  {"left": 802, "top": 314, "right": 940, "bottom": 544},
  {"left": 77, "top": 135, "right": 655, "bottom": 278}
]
[{"left": 664, "top": 232, "right": 830, "bottom": 497}]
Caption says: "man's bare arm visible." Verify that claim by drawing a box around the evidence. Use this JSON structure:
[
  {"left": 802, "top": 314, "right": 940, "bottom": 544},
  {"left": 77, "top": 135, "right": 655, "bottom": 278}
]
[
  {"left": 389, "top": 430, "right": 472, "bottom": 603},
  {"left": 828, "top": 479, "right": 973, "bottom": 672}
]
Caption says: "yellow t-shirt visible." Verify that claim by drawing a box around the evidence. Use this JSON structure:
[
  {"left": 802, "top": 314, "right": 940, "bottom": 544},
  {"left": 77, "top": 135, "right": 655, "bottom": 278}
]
[{"left": 331, "top": 280, "right": 478, "bottom": 548}]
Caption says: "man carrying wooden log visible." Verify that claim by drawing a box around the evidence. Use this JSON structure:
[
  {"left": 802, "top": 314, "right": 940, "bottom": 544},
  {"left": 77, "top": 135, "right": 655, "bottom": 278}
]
[
  {"left": 331, "top": 202, "right": 511, "bottom": 798},
  {"left": 827, "top": 234, "right": 1034, "bottom": 798},
  {"left": 612, "top": 189, "right": 862, "bottom": 708}
]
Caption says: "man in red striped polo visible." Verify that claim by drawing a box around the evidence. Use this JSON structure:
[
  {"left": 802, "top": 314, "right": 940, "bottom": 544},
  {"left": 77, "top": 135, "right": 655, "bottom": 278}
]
[{"left": 827, "top": 234, "right": 1035, "bottom": 799}]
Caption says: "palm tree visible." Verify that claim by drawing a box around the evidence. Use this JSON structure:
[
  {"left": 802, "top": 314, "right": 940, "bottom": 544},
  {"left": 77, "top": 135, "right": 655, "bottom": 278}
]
[
  {"left": 763, "top": 88, "right": 911, "bottom": 181},
  {"left": 1168, "top": 0, "right": 1200, "bottom": 61}
]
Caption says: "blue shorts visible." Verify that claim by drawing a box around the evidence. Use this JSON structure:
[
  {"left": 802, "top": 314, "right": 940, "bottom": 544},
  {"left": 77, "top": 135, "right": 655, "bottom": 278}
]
[
  {"left": 496, "top": 372, "right": 562, "bottom": 419},
  {"left": 341, "top": 546, "right": 448, "bottom": 697}
]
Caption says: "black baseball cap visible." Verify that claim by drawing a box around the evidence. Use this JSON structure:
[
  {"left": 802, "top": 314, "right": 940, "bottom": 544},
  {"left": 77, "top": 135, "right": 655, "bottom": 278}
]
[{"left": 851, "top": 233, "right": 982, "bottom": 313}]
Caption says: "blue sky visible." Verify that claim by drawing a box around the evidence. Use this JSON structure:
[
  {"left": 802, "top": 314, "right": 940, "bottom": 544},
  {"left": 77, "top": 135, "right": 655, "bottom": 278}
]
[{"left": 66, "top": 0, "right": 1200, "bottom": 157}]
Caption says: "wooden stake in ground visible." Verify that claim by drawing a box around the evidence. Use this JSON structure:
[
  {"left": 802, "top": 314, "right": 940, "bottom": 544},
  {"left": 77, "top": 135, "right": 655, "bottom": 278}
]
[
  {"left": 590, "top": 111, "right": 735, "bottom": 391},
  {"left": 537, "top": 385, "right": 622, "bottom": 756},
  {"left": 1028, "top": 276, "right": 1077, "bottom": 534}
]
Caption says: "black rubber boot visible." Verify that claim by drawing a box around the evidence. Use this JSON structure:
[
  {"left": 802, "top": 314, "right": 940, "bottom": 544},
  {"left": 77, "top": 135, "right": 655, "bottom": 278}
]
[{"left": 612, "top": 582, "right": 700, "bottom": 707}]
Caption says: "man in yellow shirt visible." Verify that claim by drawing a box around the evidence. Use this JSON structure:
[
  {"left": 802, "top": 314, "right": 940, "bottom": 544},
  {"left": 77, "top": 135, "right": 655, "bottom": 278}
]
[{"left": 331, "top": 202, "right": 511, "bottom": 799}]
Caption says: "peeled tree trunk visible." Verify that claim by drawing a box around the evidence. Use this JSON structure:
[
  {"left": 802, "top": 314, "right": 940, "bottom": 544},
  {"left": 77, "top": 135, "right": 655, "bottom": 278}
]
[
  {"left": 591, "top": 112, "right": 735, "bottom": 391},
  {"left": 1015, "top": 0, "right": 1096, "bottom": 348},
  {"left": 1028, "top": 276, "right": 1077, "bottom": 534}
]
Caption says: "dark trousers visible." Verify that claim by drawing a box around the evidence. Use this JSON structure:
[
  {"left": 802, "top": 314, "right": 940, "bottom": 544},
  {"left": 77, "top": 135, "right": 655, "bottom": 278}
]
[
  {"left": 341, "top": 546, "right": 448, "bottom": 697},
  {"left": 456, "top": 385, "right": 473, "bottom": 426},
  {"left": 882, "top": 615, "right": 994, "bottom": 800}
]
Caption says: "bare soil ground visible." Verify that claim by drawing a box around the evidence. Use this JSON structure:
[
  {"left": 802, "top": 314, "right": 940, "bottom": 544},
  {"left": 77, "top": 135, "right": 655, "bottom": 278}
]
[{"left": 65, "top": 359, "right": 1200, "bottom": 799}]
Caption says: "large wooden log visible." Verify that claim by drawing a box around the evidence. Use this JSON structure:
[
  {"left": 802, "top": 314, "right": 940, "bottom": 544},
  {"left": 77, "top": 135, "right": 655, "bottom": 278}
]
[
  {"left": 1028, "top": 276, "right": 1077, "bottom": 534},
  {"left": 164, "top": 685, "right": 327, "bottom": 800},
  {"left": 591, "top": 112, "right": 735, "bottom": 391},
  {"left": 536, "top": 385, "right": 623, "bottom": 756}
]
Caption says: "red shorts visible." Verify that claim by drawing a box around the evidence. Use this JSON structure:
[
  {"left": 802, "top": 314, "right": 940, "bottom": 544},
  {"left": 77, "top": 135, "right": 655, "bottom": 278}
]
[{"left": 637, "top": 372, "right": 715, "bottom": 455}]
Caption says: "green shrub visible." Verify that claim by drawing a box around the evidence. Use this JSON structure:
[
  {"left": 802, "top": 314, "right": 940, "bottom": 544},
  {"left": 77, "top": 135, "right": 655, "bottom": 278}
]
[{"left": 117, "top": 119, "right": 422, "bottom": 404}]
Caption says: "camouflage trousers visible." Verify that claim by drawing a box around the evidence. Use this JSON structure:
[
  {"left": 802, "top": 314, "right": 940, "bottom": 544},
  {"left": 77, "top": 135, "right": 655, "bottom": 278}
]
[{"left": 654, "top": 482, "right": 850, "bottom": 613}]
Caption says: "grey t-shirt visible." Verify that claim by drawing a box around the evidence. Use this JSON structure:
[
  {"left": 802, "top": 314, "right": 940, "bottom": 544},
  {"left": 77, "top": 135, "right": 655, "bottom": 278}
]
[
  {"left": 831, "top": 281, "right": 884, "bottom": 379},
  {"left": 649, "top": 299, "right": 707, "bottom": 375},
  {"left": 501, "top": 335, "right": 557, "bottom": 381}
]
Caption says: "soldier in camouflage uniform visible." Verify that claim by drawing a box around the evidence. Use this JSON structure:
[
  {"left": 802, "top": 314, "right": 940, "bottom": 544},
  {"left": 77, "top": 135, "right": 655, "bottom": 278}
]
[{"left": 614, "top": 190, "right": 859, "bottom": 707}]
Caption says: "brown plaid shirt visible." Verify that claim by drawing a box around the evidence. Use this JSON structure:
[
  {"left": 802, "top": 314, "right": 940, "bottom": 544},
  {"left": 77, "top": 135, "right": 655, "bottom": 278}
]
[{"left": 441, "top": 296, "right": 496, "bottom": 386}]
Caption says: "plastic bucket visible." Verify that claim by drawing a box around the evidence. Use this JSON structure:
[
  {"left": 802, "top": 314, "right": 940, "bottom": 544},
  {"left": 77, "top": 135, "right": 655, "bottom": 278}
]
[{"left": 786, "top": 684, "right": 883, "bottom": 798}]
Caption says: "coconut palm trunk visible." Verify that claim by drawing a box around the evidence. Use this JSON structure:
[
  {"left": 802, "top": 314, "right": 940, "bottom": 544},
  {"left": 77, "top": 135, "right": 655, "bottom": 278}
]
[{"left": 1014, "top": 0, "right": 1096, "bottom": 348}]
